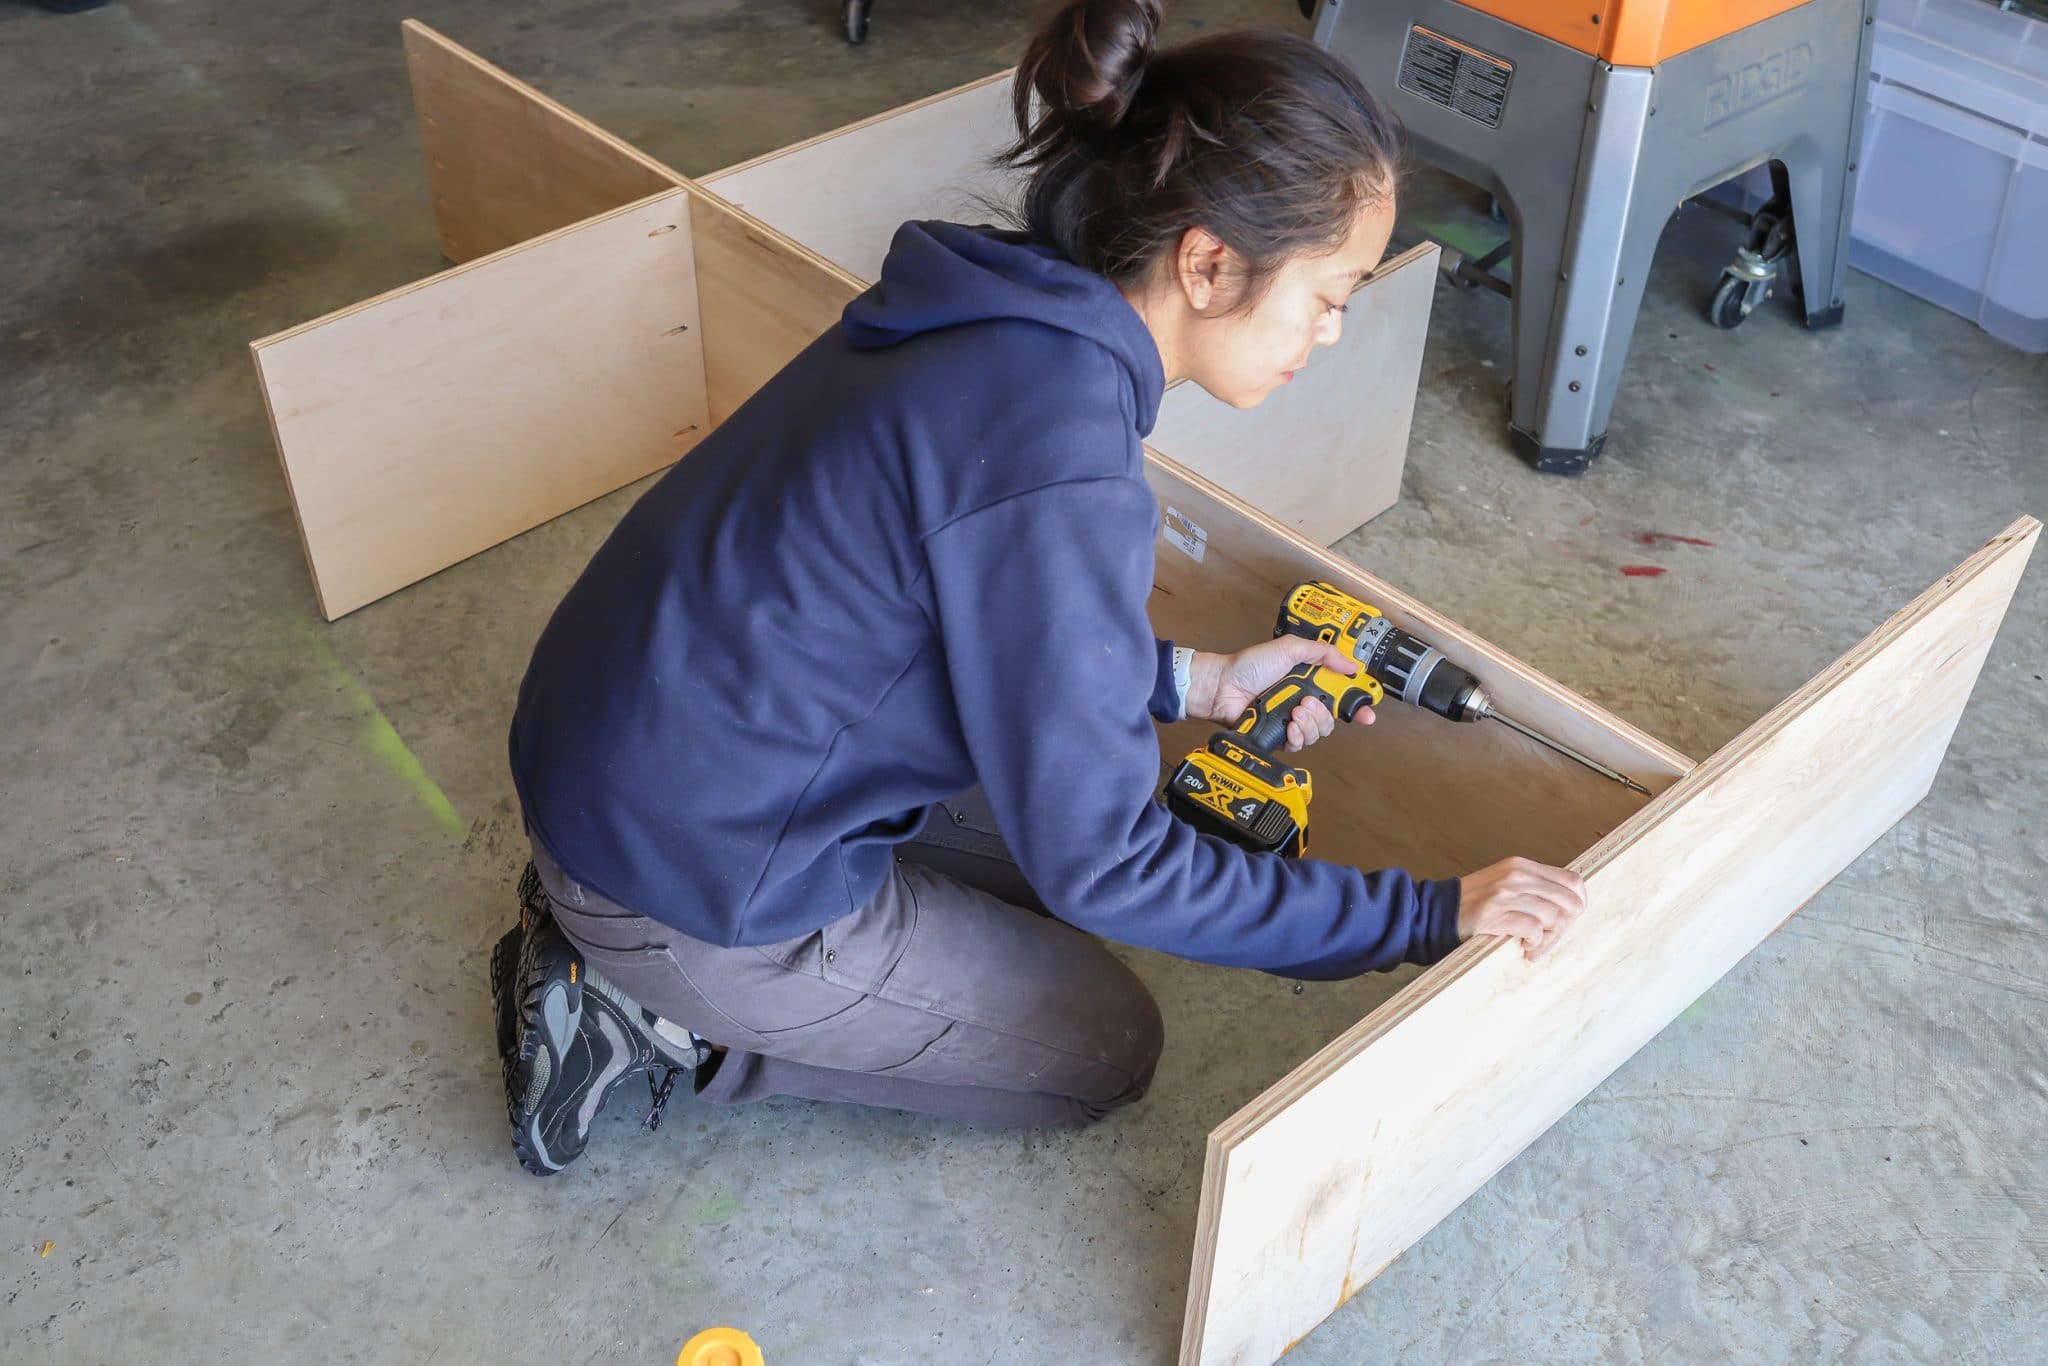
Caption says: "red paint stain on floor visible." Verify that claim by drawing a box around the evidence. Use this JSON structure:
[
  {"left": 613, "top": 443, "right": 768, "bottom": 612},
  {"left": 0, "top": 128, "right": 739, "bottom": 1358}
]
[
  {"left": 1633, "top": 531, "right": 1717, "bottom": 548},
  {"left": 1620, "top": 565, "right": 1668, "bottom": 578}
]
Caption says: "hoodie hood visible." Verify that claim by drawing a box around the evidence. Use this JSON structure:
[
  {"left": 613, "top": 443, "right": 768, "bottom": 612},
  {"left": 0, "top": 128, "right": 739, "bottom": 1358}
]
[{"left": 841, "top": 221, "right": 1166, "bottom": 437}]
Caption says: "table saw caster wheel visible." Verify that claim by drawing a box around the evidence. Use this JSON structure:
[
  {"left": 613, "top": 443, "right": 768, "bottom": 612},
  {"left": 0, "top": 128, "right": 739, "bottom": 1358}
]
[
  {"left": 1708, "top": 195, "right": 1794, "bottom": 330},
  {"left": 40, "top": 0, "right": 112, "bottom": 10},
  {"left": 842, "top": 0, "right": 870, "bottom": 44},
  {"left": 1708, "top": 274, "right": 1754, "bottom": 330}
]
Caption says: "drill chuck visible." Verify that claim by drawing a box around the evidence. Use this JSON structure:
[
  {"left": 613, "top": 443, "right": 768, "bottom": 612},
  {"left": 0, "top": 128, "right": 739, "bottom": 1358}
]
[{"left": 1352, "top": 617, "right": 1488, "bottom": 722}]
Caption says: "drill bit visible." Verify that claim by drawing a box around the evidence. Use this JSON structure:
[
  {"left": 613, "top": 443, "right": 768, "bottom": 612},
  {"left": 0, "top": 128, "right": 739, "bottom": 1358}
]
[{"left": 1477, "top": 705, "right": 1654, "bottom": 796}]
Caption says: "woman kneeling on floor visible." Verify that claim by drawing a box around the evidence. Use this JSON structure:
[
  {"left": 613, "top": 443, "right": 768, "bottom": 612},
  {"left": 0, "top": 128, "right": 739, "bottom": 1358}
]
[{"left": 491, "top": 0, "right": 1585, "bottom": 1174}]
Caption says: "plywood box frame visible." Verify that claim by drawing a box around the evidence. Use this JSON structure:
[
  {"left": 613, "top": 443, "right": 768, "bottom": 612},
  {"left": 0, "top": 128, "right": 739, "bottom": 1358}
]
[
  {"left": 247, "top": 22, "right": 2040, "bottom": 1365},
  {"left": 399, "top": 21, "right": 1434, "bottom": 546}
]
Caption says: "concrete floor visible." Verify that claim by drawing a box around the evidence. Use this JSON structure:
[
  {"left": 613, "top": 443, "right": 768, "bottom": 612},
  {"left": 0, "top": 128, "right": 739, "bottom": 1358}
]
[{"left": 4, "top": 0, "right": 2043, "bottom": 1361}]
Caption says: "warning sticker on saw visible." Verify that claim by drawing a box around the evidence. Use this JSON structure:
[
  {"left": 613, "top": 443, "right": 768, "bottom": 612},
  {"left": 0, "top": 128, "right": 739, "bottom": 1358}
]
[{"left": 1398, "top": 26, "right": 1512, "bottom": 129}]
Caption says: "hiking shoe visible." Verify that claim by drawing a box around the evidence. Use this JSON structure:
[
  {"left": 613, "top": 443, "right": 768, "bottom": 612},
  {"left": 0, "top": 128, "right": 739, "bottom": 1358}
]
[{"left": 504, "top": 892, "right": 657, "bottom": 1176}]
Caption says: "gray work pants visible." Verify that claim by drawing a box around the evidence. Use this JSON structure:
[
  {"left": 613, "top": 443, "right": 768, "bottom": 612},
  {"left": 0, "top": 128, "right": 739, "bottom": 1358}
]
[{"left": 527, "top": 793, "right": 1164, "bottom": 1128}]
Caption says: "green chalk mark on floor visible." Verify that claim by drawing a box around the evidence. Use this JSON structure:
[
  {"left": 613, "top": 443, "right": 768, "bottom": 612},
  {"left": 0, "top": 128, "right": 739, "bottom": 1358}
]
[
  {"left": 696, "top": 1185, "right": 741, "bottom": 1225},
  {"left": 296, "top": 615, "right": 465, "bottom": 838}
]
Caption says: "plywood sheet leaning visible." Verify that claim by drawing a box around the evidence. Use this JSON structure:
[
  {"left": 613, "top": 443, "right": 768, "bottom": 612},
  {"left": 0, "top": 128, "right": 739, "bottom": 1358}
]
[
  {"left": 250, "top": 190, "right": 710, "bottom": 620},
  {"left": 403, "top": 18, "right": 682, "bottom": 263},
  {"left": 1178, "top": 516, "right": 2041, "bottom": 1366},
  {"left": 1148, "top": 243, "right": 1440, "bottom": 546}
]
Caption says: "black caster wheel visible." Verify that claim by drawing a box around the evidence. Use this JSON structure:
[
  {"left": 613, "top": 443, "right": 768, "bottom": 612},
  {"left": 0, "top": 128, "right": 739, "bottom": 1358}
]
[
  {"left": 1708, "top": 192, "right": 1793, "bottom": 328},
  {"left": 1709, "top": 274, "right": 1751, "bottom": 330},
  {"left": 41, "top": 0, "right": 112, "bottom": 10},
  {"left": 1296, "top": 0, "right": 1317, "bottom": 19},
  {"left": 842, "top": 0, "right": 869, "bottom": 43}
]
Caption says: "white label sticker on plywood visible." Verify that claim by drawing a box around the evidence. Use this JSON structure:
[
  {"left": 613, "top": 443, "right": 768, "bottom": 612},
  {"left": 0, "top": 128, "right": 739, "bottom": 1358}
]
[{"left": 1164, "top": 507, "right": 1208, "bottom": 563}]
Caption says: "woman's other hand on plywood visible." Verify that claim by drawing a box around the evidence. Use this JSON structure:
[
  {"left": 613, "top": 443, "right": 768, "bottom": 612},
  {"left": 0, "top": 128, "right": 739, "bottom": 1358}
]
[{"left": 1457, "top": 857, "right": 1586, "bottom": 962}]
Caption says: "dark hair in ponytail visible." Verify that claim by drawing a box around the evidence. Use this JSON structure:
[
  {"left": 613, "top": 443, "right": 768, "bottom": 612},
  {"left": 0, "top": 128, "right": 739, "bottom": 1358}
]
[{"left": 1002, "top": 0, "right": 1403, "bottom": 308}]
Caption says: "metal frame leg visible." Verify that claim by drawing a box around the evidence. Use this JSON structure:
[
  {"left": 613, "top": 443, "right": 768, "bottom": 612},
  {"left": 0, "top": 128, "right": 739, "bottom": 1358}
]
[
  {"left": 1794, "top": 0, "right": 1878, "bottom": 329},
  {"left": 1511, "top": 66, "right": 1658, "bottom": 472}
]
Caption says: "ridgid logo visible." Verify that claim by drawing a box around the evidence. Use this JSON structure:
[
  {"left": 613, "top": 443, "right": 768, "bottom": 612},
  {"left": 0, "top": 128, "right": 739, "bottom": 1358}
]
[{"left": 1704, "top": 43, "right": 1814, "bottom": 127}]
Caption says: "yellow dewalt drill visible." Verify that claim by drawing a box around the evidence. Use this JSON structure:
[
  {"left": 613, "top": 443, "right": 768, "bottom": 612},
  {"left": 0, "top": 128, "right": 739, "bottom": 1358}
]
[{"left": 1165, "top": 581, "right": 1648, "bottom": 856}]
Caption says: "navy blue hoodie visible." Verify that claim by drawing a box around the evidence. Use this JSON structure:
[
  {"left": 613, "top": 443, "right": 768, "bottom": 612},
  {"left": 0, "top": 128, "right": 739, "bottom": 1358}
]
[{"left": 509, "top": 221, "right": 1462, "bottom": 978}]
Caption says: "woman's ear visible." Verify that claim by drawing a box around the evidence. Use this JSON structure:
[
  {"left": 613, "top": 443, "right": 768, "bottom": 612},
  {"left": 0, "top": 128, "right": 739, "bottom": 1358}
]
[{"left": 1173, "top": 226, "right": 1233, "bottom": 313}]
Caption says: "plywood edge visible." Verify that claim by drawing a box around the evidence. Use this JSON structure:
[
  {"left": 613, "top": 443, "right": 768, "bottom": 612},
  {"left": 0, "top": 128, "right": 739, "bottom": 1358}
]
[
  {"left": 1365, "top": 239, "right": 1437, "bottom": 283},
  {"left": 1206, "top": 514, "right": 2039, "bottom": 1148},
  {"left": 1139, "top": 448, "right": 1697, "bottom": 781},
  {"left": 1177, "top": 1130, "right": 1234, "bottom": 1366},
  {"left": 400, "top": 17, "right": 688, "bottom": 189},
  {"left": 247, "top": 340, "right": 334, "bottom": 621},
  {"left": 250, "top": 186, "right": 693, "bottom": 354},
  {"left": 703, "top": 69, "right": 1016, "bottom": 184}
]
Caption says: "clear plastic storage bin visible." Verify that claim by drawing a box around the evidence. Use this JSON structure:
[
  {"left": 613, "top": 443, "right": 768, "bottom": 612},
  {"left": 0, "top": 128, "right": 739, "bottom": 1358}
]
[{"left": 1717, "top": 0, "right": 2048, "bottom": 351}]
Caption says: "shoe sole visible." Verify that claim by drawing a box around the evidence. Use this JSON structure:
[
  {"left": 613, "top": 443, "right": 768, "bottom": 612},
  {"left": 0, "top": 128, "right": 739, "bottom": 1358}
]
[{"left": 489, "top": 925, "right": 520, "bottom": 1077}]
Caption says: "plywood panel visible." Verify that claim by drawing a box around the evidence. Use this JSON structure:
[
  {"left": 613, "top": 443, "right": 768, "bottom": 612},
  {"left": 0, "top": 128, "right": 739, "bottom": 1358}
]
[
  {"left": 1142, "top": 453, "right": 1686, "bottom": 880},
  {"left": 251, "top": 190, "right": 709, "bottom": 619},
  {"left": 394, "top": 35, "right": 1432, "bottom": 540},
  {"left": 705, "top": 73, "right": 1019, "bottom": 282},
  {"left": 403, "top": 18, "right": 682, "bottom": 264},
  {"left": 1149, "top": 243, "right": 1440, "bottom": 545},
  {"left": 1179, "top": 517, "right": 2041, "bottom": 1366},
  {"left": 687, "top": 195, "right": 867, "bottom": 423}
]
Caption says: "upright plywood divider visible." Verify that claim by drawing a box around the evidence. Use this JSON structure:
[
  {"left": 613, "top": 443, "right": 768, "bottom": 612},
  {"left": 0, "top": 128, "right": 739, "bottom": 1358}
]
[
  {"left": 393, "top": 27, "right": 1439, "bottom": 541},
  {"left": 1179, "top": 518, "right": 2041, "bottom": 1366},
  {"left": 704, "top": 73, "right": 1018, "bottom": 282},
  {"left": 404, "top": 19, "right": 681, "bottom": 263},
  {"left": 687, "top": 195, "right": 865, "bottom": 423},
  {"left": 1149, "top": 243, "right": 1440, "bottom": 544},
  {"left": 251, "top": 190, "right": 710, "bottom": 619}
]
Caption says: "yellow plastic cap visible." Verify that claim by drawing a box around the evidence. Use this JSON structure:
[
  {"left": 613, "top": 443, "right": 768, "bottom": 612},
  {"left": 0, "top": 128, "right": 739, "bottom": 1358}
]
[{"left": 678, "top": 1326, "right": 765, "bottom": 1366}]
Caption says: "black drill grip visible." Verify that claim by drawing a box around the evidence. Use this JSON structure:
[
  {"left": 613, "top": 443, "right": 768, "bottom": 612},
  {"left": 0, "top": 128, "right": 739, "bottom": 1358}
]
[{"left": 1232, "top": 662, "right": 1372, "bottom": 754}]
